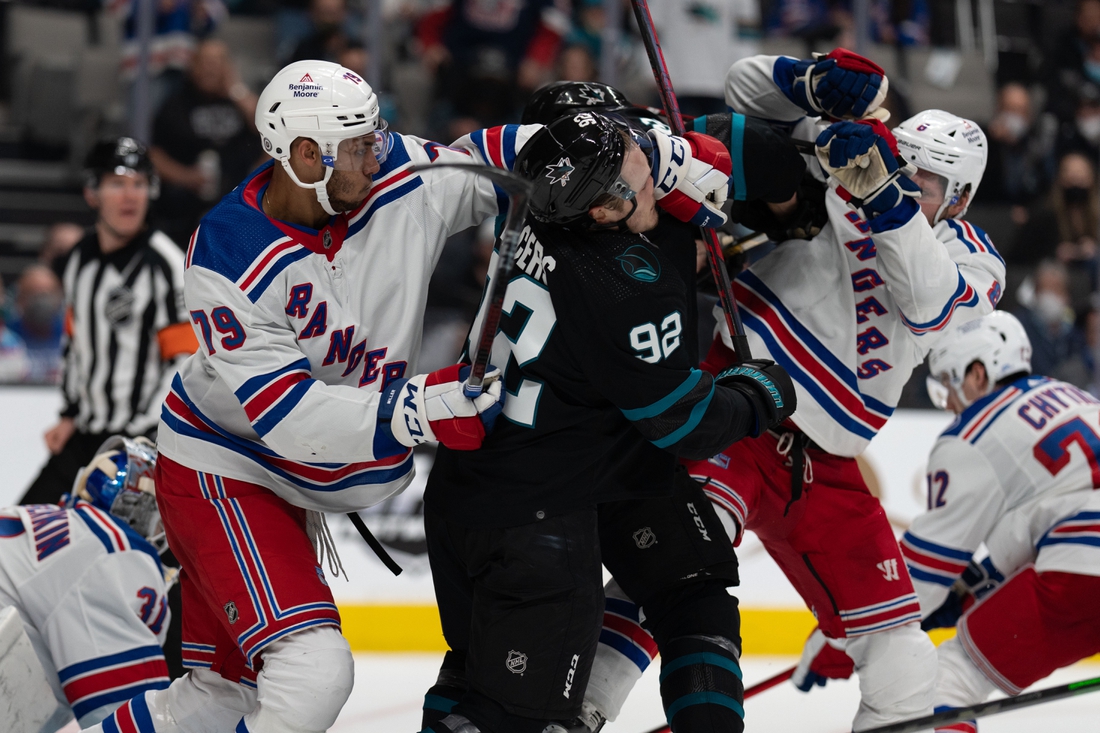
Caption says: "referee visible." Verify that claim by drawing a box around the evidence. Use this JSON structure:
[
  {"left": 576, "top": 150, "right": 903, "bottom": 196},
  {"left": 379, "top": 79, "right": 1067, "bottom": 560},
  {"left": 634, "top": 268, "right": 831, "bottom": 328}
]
[{"left": 22, "top": 138, "right": 197, "bottom": 505}]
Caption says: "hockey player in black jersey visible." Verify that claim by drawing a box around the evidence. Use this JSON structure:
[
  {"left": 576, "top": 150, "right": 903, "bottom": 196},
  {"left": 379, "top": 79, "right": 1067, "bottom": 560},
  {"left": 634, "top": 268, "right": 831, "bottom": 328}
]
[{"left": 419, "top": 113, "right": 796, "bottom": 733}]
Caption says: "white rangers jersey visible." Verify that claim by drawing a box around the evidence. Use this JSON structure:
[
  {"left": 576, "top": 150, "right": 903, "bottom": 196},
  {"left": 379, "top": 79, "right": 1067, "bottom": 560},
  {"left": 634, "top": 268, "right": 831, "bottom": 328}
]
[
  {"left": 717, "top": 55, "right": 1006, "bottom": 456},
  {"left": 903, "top": 376, "right": 1100, "bottom": 615},
  {"left": 0, "top": 502, "right": 169, "bottom": 726},
  {"left": 157, "top": 126, "right": 534, "bottom": 513}
]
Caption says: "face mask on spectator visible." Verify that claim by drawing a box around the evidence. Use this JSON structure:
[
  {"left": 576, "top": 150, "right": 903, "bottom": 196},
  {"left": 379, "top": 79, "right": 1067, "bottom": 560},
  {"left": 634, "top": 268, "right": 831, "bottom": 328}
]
[
  {"left": 1036, "top": 291, "right": 1069, "bottom": 325},
  {"left": 1063, "top": 185, "right": 1092, "bottom": 204},
  {"left": 1078, "top": 114, "right": 1100, "bottom": 143},
  {"left": 997, "top": 111, "right": 1028, "bottom": 142},
  {"left": 22, "top": 294, "right": 60, "bottom": 334}
]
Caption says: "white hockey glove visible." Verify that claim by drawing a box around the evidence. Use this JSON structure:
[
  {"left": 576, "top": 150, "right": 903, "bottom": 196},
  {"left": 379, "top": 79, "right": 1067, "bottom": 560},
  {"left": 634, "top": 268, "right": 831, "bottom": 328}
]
[
  {"left": 792, "top": 627, "right": 854, "bottom": 692},
  {"left": 381, "top": 364, "right": 505, "bottom": 451},
  {"left": 648, "top": 129, "right": 731, "bottom": 228},
  {"left": 815, "top": 119, "right": 920, "bottom": 219},
  {"left": 786, "top": 49, "right": 890, "bottom": 121}
]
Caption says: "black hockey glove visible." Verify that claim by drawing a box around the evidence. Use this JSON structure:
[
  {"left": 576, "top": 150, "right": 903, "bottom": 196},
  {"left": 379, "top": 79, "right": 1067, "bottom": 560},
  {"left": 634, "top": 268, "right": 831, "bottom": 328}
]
[{"left": 716, "top": 359, "right": 796, "bottom": 437}]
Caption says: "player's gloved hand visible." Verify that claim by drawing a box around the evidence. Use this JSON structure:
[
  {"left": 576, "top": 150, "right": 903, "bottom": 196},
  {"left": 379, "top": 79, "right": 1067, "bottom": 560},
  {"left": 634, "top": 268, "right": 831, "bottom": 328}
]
[
  {"left": 788, "top": 49, "right": 889, "bottom": 120},
  {"left": 960, "top": 556, "right": 1005, "bottom": 600},
  {"left": 921, "top": 591, "right": 969, "bottom": 631},
  {"left": 715, "top": 359, "right": 796, "bottom": 437},
  {"left": 792, "top": 628, "right": 854, "bottom": 692},
  {"left": 648, "top": 129, "right": 731, "bottom": 228},
  {"left": 383, "top": 364, "right": 505, "bottom": 451},
  {"left": 815, "top": 119, "right": 920, "bottom": 218}
]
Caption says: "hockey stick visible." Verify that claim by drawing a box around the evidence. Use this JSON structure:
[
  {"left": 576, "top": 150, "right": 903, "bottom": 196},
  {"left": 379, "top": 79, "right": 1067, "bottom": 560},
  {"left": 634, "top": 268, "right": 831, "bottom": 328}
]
[
  {"left": 857, "top": 674, "right": 1100, "bottom": 733},
  {"left": 642, "top": 665, "right": 797, "bottom": 733},
  {"left": 347, "top": 510, "right": 403, "bottom": 576},
  {"left": 629, "top": 0, "right": 751, "bottom": 364},
  {"left": 409, "top": 163, "right": 534, "bottom": 395}
]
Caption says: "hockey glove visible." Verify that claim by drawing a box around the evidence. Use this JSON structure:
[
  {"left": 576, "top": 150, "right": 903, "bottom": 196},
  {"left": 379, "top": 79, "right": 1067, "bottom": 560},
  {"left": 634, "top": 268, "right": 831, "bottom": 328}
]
[
  {"left": 715, "top": 359, "right": 796, "bottom": 437},
  {"left": 922, "top": 556, "right": 1003, "bottom": 630},
  {"left": 815, "top": 119, "right": 920, "bottom": 219},
  {"left": 649, "top": 129, "right": 731, "bottom": 228},
  {"left": 382, "top": 364, "right": 505, "bottom": 451},
  {"left": 787, "top": 49, "right": 889, "bottom": 120},
  {"left": 792, "top": 628, "right": 854, "bottom": 692}
]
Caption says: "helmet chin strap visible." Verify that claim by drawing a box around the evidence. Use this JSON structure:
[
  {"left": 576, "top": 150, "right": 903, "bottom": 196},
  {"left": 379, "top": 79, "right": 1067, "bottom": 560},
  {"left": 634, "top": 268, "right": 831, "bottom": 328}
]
[{"left": 280, "top": 158, "right": 339, "bottom": 217}]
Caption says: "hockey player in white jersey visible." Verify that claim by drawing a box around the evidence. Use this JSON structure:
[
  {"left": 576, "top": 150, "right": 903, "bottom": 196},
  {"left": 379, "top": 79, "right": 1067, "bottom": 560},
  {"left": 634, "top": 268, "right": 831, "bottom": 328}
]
[
  {"left": 582, "top": 51, "right": 1006, "bottom": 732},
  {"left": 87, "top": 57, "right": 733, "bottom": 733},
  {"left": 907, "top": 311, "right": 1100, "bottom": 732},
  {"left": 0, "top": 436, "right": 171, "bottom": 731}
]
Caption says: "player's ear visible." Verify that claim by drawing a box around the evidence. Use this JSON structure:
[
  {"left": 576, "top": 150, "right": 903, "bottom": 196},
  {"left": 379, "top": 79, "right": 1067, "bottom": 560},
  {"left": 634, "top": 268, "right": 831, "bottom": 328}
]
[
  {"left": 589, "top": 204, "right": 611, "bottom": 224},
  {"left": 83, "top": 186, "right": 99, "bottom": 210},
  {"left": 293, "top": 137, "right": 322, "bottom": 167}
]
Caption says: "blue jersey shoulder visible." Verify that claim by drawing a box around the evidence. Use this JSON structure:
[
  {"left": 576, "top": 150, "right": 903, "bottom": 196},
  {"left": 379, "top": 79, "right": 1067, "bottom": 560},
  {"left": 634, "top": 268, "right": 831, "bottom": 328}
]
[
  {"left": 940, "top": 375, "right": 1047, "bottom": 439},
  {"left": 189, "top": 162, "right": 288, "bottom": 283}
]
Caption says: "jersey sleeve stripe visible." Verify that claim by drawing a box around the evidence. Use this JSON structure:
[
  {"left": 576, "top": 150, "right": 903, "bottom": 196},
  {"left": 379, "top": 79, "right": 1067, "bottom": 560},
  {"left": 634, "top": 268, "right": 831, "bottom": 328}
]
[
  {"left": 501, "top": 125, "right": 519, "bottom": 169},
  {"left": 651, "top": 381, "right": 716, "bottom": 449},
  {"left": 64, "top": 660, "right": 170, "bottom": 718},
  {"left": 97, "top": 682, "right": 166, "bottom": 733},
  {"left": 484, "top": 126, "right": 505, "bottom": 168},
  {"left": 899, "top": 271, "right": 979, "bottom": 334},
  {"left": 599, "top": 628, "right": 655, "bottom": 672},
  {"left": 235, "top": 358, "right": 313, "bottom": 402},
  {"left": 1037, "top": 511, "right": 1100, "bottom": 549},
  {"left": 621, "top": 369, "right": 703, "bottom": 420},
  {"left": 901, "top": 531, "right": 973, "bottom": 561},
  {"left": 236, "top": 237, "right": 296, "bottom": 291},
  {"left": 729, "top": 113, "right": 747, "bottom": 201},
  {"left": 603, "top": 612, "right": 660, "bottom": 657},
  {"left": 251, "top": 379, "right": 314, "bottom": 437},
  {"left": 605, "top": 596, "right": 641, "bottom": 621}
]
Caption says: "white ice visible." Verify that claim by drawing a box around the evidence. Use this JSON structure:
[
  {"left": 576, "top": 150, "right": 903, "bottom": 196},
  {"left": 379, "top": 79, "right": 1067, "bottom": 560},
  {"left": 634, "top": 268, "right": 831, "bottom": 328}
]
[{"left": 332, "top": 654, "right": 1100, "bottom": 733}]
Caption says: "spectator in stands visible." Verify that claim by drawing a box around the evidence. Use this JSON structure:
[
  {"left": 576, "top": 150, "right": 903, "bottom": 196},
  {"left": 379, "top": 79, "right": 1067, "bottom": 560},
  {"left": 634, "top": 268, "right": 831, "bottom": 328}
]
[
  {"left": 650, "top": 0, "right": 761, "bottom": 116},
  {"left": 7, "top": 265, "right": 64, "bottom": 385},
  {"left": 1013, "top": 151, "right": 1099, "bottom": 313},
  {"left": 149, "top": 38, "right": 261, "bottom": 249},
  {"left": 0, "top": 278, "right": 30, "bottom": 384},
  {"left": 1056, "top": 80, "right": 1100, "bottom": 161},
  {"left": 983, "top": 82, "right": 1057, "bottom": 223},
  {"left": 22, "top": 138, "right": 196, "bottom": 506},
  {"left": 1015, "top": 260, "right": 1093, "bottom": 387},
  {"left": 417, "top": 0, "right": 571, "bottom": 138},
  {"left": 1043, "top": 0, "right": 1100, "bottom": 123},
  {"left": 39, "top": 223, "right": 85, "bottom": 274},
  {"left": 557, "top": 42, "right": 598, "bottom": 82},
  {"left": 291, "top": 0, "right": 358, "bottom": 63},
  {"left": 112, "top": 0, "right": 227, "bottom": 114}
]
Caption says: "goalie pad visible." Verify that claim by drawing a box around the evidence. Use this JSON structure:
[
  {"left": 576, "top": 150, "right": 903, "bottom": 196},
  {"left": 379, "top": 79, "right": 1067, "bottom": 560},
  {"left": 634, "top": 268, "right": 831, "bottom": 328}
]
[{"left": 0, "top": 606, "right": 71, "bottom": 733}]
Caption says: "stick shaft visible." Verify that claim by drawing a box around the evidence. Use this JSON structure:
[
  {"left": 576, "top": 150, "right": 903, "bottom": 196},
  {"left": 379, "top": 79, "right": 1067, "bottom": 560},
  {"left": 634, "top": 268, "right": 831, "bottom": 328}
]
[
  {"left": 858, "top": 675, "right": 1100, "bottom": 733},
  {"left": 642, "top": 666, "right": 796, "bottom": 733},
  {"left": 346, "top": 511, "right": 403, "bottom": 576},
  {"left": 628, "top": 0, "right": 751, "bottom": 363}
]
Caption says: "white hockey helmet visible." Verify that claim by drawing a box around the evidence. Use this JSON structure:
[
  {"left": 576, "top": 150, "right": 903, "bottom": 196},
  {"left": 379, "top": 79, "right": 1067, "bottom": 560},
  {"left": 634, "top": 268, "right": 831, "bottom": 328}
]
[
  {"left": 926, "top": 311, "right": 1032, "bottom": 410},
  {"left": 256, "top": 60, "right": 389, "bottom": 215},
  {"left": 893, "top": 109, "right": 987, "bottom": 224}
]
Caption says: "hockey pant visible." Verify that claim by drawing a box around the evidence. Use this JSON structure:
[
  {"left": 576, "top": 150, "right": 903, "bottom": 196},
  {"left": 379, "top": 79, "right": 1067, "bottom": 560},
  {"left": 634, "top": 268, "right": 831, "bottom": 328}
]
[
  {"left": 933, "top": 568, "right": 1100, "bottom": 733},
  {"left": 590, "top": 431, "right": 935, "bottom": 731},
  {"left": 98, "top": 455, "right": 355, "bottom": 733},
  {"left": 85, "top": 626, "right": 353, "bottom": 733},
  {"left": 590, "top": 469, "right": 744, "bottom": 733}
]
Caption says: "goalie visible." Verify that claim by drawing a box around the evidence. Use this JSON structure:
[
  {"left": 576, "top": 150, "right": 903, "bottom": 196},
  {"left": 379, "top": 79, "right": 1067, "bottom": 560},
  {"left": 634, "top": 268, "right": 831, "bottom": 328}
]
[{"left": 0, "top": 437, "right": 171, "bottom": 731}]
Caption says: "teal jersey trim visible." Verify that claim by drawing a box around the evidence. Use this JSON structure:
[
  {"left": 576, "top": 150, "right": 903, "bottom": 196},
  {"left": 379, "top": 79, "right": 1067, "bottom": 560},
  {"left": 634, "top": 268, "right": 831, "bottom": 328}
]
[
  {"left": 651, "top": 380, "right": 715, "bottom": 449},
  {"left": 730, "top": 113, "right": 747, "bottom": 201},
  {"left": 621, "top": 369, "right": 703, "bottom": 421},
  {"left": 659, "top": 652, "right": 743, "bottom": 682}
]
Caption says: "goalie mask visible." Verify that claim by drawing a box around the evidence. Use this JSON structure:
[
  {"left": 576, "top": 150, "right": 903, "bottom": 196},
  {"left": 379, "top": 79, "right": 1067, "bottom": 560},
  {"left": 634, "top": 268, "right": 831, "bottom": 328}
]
[
  {"left": 892, "top": 110, "right": 987, "bottom": 224},
  {"left": 256, "top": 60, "right": 388, "bottom": 216},
  {"left": 926, "top": 311, "right": 1032, "bottom": 411},
  {"left": 516, "top": 112, "right": 634, "bottom": 227},
  {"left": 73, "top": 436, "right": 167, "bottom": 553}
]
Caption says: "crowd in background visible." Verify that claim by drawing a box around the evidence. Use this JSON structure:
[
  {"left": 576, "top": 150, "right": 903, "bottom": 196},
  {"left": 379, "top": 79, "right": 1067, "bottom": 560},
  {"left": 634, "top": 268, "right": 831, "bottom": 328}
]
[{"left": 2, "top": 0, "right": 1100, "bottom": 407}]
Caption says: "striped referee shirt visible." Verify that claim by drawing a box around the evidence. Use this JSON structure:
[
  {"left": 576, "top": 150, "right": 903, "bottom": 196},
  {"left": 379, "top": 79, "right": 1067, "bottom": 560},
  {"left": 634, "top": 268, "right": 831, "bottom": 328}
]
[{"left": 60, "top": 228, "right": 197, "bottom": 435}]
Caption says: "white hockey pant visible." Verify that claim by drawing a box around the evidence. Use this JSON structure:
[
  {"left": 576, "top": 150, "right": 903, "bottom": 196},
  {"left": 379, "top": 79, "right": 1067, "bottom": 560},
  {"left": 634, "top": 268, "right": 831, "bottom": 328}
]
[
  {"left": 845, "top": 622, "right": 937, "bottom": 732},
  {"left": 81, "top": 626, "right": 354, "bottom": 733}
]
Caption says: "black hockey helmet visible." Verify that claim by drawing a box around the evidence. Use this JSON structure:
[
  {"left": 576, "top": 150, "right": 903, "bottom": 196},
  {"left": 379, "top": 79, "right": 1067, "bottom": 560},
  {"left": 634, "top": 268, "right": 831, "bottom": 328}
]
[
  {"left": 522, "top": 81, "right": 638, "bottom": 126},
  {"left": 515, "top": 112, "right": 633, "bottom": 226},
  {"left": 83, "top": 137, "right": 159, "bottom": 196}
]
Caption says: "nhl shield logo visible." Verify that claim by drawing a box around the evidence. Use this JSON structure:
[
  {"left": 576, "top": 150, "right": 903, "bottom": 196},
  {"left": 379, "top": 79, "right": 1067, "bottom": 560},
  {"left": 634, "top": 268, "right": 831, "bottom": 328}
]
[
  {"left": 633, "top": 527, "right": 657, "bottom": 549},
  {"left": 224, "top": 601, "right": 239, "bottom": 625},
  {"left": 506, "top": 650, "right": 528, "bottom": 675},
  {"left": 104, "top": 286, "right": 134, "bottom": 326},
  {"left": 323, "top": 230, "right": 333, "bottom": 249}
]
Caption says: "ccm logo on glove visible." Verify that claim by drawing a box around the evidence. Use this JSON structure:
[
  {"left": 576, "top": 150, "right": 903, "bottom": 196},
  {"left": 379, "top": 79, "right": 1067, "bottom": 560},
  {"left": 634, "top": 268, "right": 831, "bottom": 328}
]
[{"left": 381, "top": 363, "right": 506, "bottom": 451}]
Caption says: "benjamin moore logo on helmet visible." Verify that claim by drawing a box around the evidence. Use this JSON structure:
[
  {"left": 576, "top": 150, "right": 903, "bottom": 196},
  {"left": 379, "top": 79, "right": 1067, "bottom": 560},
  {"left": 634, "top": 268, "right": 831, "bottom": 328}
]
[
  {"left": 616, "top": 244, "right": 661, "bottom": 283},
  {"left": 545, "top": 157, "right": 574, "bottom": 187},
  {"left": 288, "top": 73, "right": 324, "bottom": 98}
]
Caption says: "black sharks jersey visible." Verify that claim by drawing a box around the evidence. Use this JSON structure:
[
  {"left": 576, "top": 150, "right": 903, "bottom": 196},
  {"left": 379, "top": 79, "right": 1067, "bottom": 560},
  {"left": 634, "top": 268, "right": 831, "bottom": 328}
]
[{"left": 425, "top": 219, "right": 757, "bottom": 528}]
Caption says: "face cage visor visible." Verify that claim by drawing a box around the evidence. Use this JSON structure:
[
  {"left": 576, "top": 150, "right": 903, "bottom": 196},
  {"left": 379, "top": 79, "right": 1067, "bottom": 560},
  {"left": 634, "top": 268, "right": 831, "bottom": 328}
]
[{"left": 321, "top": 119, "right": 391, "bottom": 170}]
